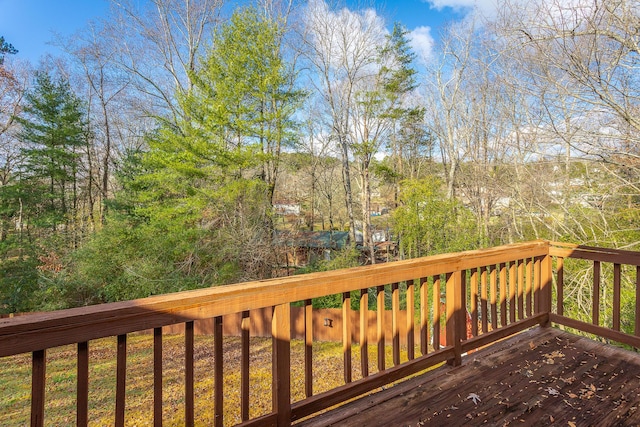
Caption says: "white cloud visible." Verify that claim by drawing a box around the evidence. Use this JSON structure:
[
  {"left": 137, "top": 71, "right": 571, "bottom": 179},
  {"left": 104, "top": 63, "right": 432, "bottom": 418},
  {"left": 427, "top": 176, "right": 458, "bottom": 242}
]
[
  {"left": 304, "top": 0, "right": 387, "bottom": 73},
  {"left": 424, "top": 0, "right": 499, "bottom": 15},
  {"left": 409, "top": 26, "right": 435, "bottom": 64}
]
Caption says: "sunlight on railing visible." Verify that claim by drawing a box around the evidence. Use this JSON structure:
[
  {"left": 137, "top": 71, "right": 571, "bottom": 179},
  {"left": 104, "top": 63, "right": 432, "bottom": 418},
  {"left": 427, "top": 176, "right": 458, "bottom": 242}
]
[{"left": 2, "top": 240, "right": 640, "bottom": 426}]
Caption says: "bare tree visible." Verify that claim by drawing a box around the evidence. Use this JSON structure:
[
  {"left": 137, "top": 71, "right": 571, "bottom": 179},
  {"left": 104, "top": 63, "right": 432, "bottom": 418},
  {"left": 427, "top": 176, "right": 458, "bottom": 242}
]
[
  {"left": 497, "top": 0, "right": 640, "bottom": 167},
  {"left": 424, "top": 18, "right": 478, "bottom": 200},
  {"left": 301, "top": 0, "right": 387, "bottom": 249},
  {"left": 492, "top": 0, "right": 640, "bottom": 247},
  {"left": 104, "top": 0, "right": 224, "bottom": 123},
  {"left": 0, "top": 59, "right": 29, "bottom": 241},
  {"left": 0, "top": 59, "right": 28, "bottom": 142},
  {"left": 59, "top": 23, "right": 133, "bottom": 225}
]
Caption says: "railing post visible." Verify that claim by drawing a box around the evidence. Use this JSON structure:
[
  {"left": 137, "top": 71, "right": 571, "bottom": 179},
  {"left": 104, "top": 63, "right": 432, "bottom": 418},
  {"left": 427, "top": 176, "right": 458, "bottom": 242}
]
[
  {"left": 185, "top": 321, "right": 195, "bottom": 427},
  {"left": 359, "top": 290, "right": 369, "bottom": 378},
  {"left": 214, "top": 316, "right": 223, "bottom": 427},
  {"left": 77, "top": 342, "right": 89, "bottom": 427},
  {"left": 31, "top": 349, "right": 46, "bottom": 427},
  {"left": 305, "top": 300, "right": 314, "bottom": 397},
  {"left": 115, "top": 334, "right": 127, "bottom": 427},
  {"left": 556, "top": 257, "right": 564, "bottom": 316},
  {"left": 241, "top": 311, "right": 251, "bottom": 421},
  {"left": 342, "top": 292, "right": 352, "bottom": 383},
  {"left": 272, "top": 303, "right": 291, "bottom": 426},
  {"left": 446, "top": 271, "right": 463, "bottom": 366}
]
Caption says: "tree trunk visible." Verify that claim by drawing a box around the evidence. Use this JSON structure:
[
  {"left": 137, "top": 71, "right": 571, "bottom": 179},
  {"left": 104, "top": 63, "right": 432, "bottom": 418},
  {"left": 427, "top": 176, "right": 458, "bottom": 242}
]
[
  {"left": 361, "top": 165, "right": 375, "bottom": 264},
  {"left": 339, "top": 136, "right": 356, "bottom": 244}
]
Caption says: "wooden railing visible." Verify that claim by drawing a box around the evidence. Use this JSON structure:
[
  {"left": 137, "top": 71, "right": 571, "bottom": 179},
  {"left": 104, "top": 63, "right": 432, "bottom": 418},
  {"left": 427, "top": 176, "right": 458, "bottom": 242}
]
[
  {"left": 548, "top": 242, "right": 640, "bottom": 348},
  {"left": 2, "top": 240, "right": 640, "bottom": 426}
]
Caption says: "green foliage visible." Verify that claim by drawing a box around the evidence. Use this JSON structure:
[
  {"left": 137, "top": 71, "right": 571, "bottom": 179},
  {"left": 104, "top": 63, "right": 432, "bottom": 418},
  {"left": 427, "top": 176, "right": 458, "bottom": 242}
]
[
  {"left": 0, "top": 246, "right": 39, "bottom": 314},
  {"left": 0, "top": 36, "right": 17, "bottom": 65},
  {"left": 294, "top": 246, "right": 361, "bottom": 309},
  {"left": 14, "top": 71, "right": 86, "bottom": 233},
  {"left": 0, "top": 71, "right": 87, "bottom": 312},
  {"left": 189, "top": 7, "right": 304, "bottom": 200},
  {"left": 62, "top": 220, "right": 225, "bottom": 303},
  {"left": 393, "top": 178, "right": 479, "bottom": 258},
  {"left": 54, "top": 8, "right": 306, "bottom": 305},
  {"left": 380, "top": 23, "right": 418, "bottom": 113}
]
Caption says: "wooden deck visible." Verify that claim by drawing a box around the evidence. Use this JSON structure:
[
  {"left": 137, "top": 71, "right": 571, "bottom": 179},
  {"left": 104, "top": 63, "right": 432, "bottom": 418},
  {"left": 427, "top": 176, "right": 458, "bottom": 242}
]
[
  {"left": 298, "top": 326, "right": 640, "bottom": 426},
  {"left": 7, "top": 241, "right": 640, "bottom": 426}
]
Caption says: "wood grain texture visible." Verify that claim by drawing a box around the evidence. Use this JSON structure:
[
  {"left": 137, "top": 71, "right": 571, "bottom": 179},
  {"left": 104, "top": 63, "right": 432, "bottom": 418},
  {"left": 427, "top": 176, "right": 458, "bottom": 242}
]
[
  {"left": 8, "top": 240, "right": 640, "bottom": 427},
  {"left": 0, "top": 241, "right": 550, "bottom": 357},
  {"left": 153, "top": 328, "right": 162, "bottom": 427},
  {"left": 30, "top": 350, "right": 45, "bottom": 427},
  {"left": 115, "top": 335, "right": 126, "bottom": 427},
  {"left": 77, "top": 342, "right": 89, "bottom": 427},
  {"left": 298, "top": 327, "right": 640, "bottom": 427}
]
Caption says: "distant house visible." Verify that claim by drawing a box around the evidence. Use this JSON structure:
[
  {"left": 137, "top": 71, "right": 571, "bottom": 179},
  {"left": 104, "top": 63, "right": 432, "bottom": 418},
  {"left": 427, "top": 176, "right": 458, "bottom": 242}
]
[
  {"left": 275, "top": 230, "right": 350, "bottom": 267},
  {"left": 274, "top": 201, "right": 301, "bottom": 216},
  {"left": 355, "top": 229, "right": 398, "bottom": 264}
]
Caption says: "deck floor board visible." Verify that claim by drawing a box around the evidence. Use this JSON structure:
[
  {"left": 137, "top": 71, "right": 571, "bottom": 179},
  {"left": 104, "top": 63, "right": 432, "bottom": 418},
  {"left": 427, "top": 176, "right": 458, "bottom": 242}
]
[{"left": 297, "top": 327, "right": 640, "bottom": 426}]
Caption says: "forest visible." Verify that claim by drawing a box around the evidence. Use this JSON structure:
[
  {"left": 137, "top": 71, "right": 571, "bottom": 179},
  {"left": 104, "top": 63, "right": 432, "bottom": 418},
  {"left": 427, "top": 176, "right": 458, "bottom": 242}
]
[{"left": 0, "top": 0, "right": 639, "bottom": 317}]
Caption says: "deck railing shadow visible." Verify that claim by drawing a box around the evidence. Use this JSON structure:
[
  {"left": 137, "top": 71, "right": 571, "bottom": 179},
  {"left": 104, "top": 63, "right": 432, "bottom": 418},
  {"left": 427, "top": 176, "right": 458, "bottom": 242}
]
[{"left": 2, "top": 240, "right": 640, "bottom": 426}]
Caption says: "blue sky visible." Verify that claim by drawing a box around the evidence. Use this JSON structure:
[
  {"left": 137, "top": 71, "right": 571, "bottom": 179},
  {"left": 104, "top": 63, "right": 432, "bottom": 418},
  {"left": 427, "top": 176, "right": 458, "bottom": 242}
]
[
  {"left": 0, "top": 0, "right": 110, "bottom": 63},
  {"left": 0, "top": 0, "right": 480, "bottom": 64}
]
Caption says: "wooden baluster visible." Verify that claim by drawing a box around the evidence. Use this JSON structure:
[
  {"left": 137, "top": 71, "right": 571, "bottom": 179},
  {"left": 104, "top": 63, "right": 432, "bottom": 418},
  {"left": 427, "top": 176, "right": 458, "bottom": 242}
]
[
  {"left": 31, "top": 349, "right": 46, "bottom": 427},
  {"left": 613, "top": 263, "right": 621, "bottom": 331},
  {"left": 460, "top": 270, "right": 467, "bottom": 342},
  {"left": 445, "top": 273, "right": 454, "bottom": 349},
  {"left": 432, "top": 276, "right": 441, "bottom": 351},
  {"left": 343, "top": 292, "right": 352, "bottom": 383},
  {"left": 541, "top": 254, "right": 553, "bottom": 318},
  {"left": 77, "top": 342, "right": 89, "bottom": 427},
  {"left": 392, "top": 283, "right": 400, "bottom": 366},
  {"left": 419, "top": 277, "right": 429, "bottom": 355},
  {"left": 509, "top": 262, "right": 516, "bottom": 324},
  {"left": 481, "top": 267, "right": 488, "bottom": 333},
  {"left": 272, "top": 303, "right": 291, "bottom": 427},
  {"left": 305, "top": 300, "right": 314, "bottom": 397},
  {"left": 407, "top": 279, "right": 415, "bottom": 360},
  {"left": 241, "top": 311, "right": 251, "bottom": 420},
  {"left": 376, "top": 285, "right": 385, "bottom": 371},
  {"left": 635, "top": 266, "right": 640, "bottom": 337},
  {"left": 533, "top": 257, "right": 541, "bottom": 314},
  {"left": 517, "top": 260, "right": 524, "bottom": 320},
  {"left": 185, "top": 321, "right": 194, "bottom": 427},
  {"left": 359, "top": 290, "right": 369, "bottom": 378},
  {"left": 499, "top": 263, "right": 507, "bottom": 327},
  {"left": 153, "top": 328, "right": 162, "bottom": 427},
  {"left": 593, "top": 261, "right": 601, "bottom": 326},
  {"left": 557, "top": 257, "right": 564, "bottom": 316},
  {"left": 526, "top": 258, "right": 533, "bottom": 317},
  {"left": 490, "top": 265, "right": 498, "bottom": 330},
  {"left": 115, "top": 334, "right": 126, "bottom": 427},
  {"left": 471, "top": 268, "right": 479, "bottom": 337},
  {"left": 446, "top": 271, "right": 463, "bottom": 366},
  {"left": 214, "top": 316, "right": 223, "bottom": 427}
]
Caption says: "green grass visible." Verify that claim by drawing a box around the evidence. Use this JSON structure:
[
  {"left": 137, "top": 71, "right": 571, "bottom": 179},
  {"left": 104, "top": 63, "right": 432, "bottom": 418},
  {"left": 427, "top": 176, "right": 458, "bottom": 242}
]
[{"left": 0, "top": 334, "right": 419, "bottom": 426}]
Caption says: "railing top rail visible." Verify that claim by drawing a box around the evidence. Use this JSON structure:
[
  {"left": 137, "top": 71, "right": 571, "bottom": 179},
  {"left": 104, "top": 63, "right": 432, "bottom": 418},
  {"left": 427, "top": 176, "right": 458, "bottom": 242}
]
[
  {"left": 549, "top": 241, "right": 640, "bottom": 266},
  {"left": 0, "top": 240, "right": 549, "bottom": 357}
]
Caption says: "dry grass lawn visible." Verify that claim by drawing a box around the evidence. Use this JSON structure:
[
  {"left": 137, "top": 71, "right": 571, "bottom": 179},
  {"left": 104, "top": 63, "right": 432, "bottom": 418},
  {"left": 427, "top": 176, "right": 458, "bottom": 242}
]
[{"left": 0, "top": 334, "right": 409, "bottom": 426}]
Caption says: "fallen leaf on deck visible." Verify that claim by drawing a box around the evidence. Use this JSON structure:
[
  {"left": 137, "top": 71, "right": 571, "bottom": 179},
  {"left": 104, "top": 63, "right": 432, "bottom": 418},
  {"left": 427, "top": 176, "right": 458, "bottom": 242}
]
[
  {"left": 546, "top": 387, "right": 560, "bottom": 396},
  {"left": 467, "top": 393, "right": 481, "bottom": 405}
]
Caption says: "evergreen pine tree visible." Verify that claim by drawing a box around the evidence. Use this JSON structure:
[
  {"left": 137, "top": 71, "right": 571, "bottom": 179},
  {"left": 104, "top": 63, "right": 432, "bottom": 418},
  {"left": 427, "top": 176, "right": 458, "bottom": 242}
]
[{"left": 15, "top": 71, "right": 86, "bottom": 236}]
